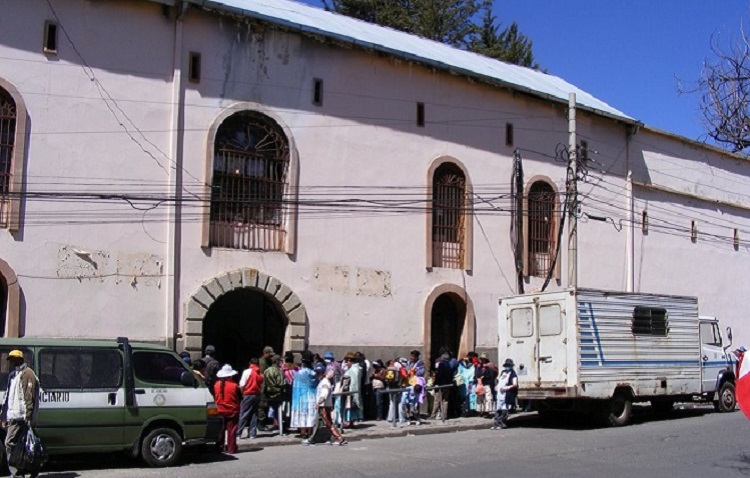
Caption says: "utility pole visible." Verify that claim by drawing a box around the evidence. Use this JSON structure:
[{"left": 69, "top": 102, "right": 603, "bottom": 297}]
[{"left": 567, "top": 93, "right": 578, "bottom": 289}]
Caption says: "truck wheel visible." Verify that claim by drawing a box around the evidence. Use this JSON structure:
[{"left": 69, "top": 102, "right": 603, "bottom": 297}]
[
  {"left": 141, "top": 427, "right": 182, "bottom": 467},
  {"left": 714, "top": 382, "right": 736, "bottom": 413},
  {"left": 603, "top": 395, "right": 632, "bottom": 427},
  {"left": 650, "top": 399, "right": 674, "bottom": 415}
]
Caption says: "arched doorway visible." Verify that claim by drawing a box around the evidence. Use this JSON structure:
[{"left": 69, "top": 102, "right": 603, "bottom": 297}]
[
  {"left": 430, "top": 293, "right": 466, "bottom": 363},
  {"left": 183, "top": 269, "right": 308, "bottom": 367},
  {"left": 0, "top": 277, "right": 7, "bottom": 338},
  {"left": 0, "top": 257, "right": 20, "bottom": 337},
  {"left": 202, "top": 289, "right": 286, "bottom": 372},
  {"left": 423, "top": 284, "right": 475, "bottom": 368}
]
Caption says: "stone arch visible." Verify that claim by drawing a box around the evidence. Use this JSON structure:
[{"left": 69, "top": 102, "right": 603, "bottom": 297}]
[
  {"left": 182, "top": 268, "right": 307, "bottom": 357},
  {"left": 0, "top": 257, "right": 21, "bottom": 337},
  {"left": 422, "top": 283, "right": 475, "bottom": 363}
]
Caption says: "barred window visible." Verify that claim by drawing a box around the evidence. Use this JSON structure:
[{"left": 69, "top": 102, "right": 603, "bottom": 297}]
[
  {"left": 210, "top": 111, "right": 289, "bottom": 251},
  {"left": 527, "top": 181, "right": 556, "bottom": 277},
  {"left": 0, "top": 88, "right": 15, "bottom": 227},
  {"left": 432, "top": 163, "right": 466, "bottom": 269}
]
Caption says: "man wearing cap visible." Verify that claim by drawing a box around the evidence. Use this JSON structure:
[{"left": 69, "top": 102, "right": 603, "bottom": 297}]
[
  {"left": 202, "top": 345, "right": 220, "bottom": 396},
  {"left": 263, "top": 355, "right": 285, "bottom": 431},
  {"left": 257, "top": 346, "right": 275, "bottom": 429},
  {"left": 323, "top": 351, "right": 342, "bottom": 385},
  {"left": 734, "top": 346, "right": 747, "bottom": 377},
  {"left": 430, "top": 353, "right": 453, "bottom": 420},
  {"left": 238, "top": 358, "right": 263, "bottom": 439},
  {"left": 492, "top": 358, "right": 518, "bottom": 430},
  {"left": 1, "top": 350, "right": 40, "bottom": 478}
]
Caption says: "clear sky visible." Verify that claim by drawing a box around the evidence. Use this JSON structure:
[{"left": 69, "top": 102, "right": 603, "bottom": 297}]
[{"left": 297, "top": 0, "right": 750, "bottom": 143}]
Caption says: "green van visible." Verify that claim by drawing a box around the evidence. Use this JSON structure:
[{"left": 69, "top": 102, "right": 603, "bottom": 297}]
[{"left": 0, "top": 337, "right": 222, "bottom": 467}]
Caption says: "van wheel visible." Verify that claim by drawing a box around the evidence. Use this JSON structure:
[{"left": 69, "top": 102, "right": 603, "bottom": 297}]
[
  {"left": 603, "top": 394, "right": 632, "bottom": 427},
  {"left": 141, "top": 427, "right": 182, "bottom": 467},
  {"left": 714, "top": 382, "right": 736, "bottom": 413}
]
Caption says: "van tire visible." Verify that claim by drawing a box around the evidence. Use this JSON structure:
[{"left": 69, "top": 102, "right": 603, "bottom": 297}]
[
  {"left": 603, "top": 395, "right": 632, "bottom": 427},
  {"left": 141, "top": 427, "right": 182, "bottom": 467},
  {"left": 714, "top": 382, "right": 736, "bottom": 413}
]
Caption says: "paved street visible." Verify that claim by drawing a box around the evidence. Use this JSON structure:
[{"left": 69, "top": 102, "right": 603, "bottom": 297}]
[{"left": 36, "top": 407, "right": 750, "bottom": 478}]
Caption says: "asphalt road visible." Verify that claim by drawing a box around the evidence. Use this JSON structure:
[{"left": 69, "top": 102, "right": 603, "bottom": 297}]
[{"left": 36, "top": 407, "right": 750, "bottom": 478}]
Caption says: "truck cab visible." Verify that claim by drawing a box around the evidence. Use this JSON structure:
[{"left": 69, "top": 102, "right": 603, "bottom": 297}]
[{"left": 699, "top": 317, "right": 736, "bottom": 412}]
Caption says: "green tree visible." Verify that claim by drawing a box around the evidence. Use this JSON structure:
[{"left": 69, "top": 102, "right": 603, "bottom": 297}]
[
  {"left": 322, "top": 0, "right": 539, "bottom": 67},
  {"left": 469, "top": 4, "right": 538, "bottom": 68}
]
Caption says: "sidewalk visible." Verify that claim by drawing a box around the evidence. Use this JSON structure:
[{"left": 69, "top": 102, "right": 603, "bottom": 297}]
[{"left": 235, "top": 413, "right": 533, "bottom": 451}]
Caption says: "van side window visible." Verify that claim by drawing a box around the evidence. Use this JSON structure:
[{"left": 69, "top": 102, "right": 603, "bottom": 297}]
[
  {"left": 0, "top": 349, "right": 34, "bottom": 391},
  {"left": 39, "top": 349, "right": 122, "bottom": 390},
  {"left": 632, "top": 306, "right": 668, "bottom": 337},
  {"left": 133, "top": 351, "right": 187, "bottom": 385}
]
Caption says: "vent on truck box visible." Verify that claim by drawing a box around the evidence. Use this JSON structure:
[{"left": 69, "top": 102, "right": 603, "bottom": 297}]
[{"left": 632, "top": 306, "right": 668, "bottom": 337}]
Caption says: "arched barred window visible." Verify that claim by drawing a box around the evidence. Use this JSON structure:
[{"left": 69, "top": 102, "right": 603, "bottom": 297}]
[
  {"left": 0, "top": 88, "right": 16, "bottom": 228},
  {"left": 432, "top": 163, "right": 466, "bottom": 269},
  {"left": 209, "top": 111, "right": 289, "bottom": 251},
  {"left": 527, "top": 180, "right": 557, "bottom": 277}
]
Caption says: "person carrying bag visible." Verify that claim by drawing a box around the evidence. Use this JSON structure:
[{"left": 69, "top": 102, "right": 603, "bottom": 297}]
[{"left": 1, "top": 349, "right": 45, "bottom": 478}]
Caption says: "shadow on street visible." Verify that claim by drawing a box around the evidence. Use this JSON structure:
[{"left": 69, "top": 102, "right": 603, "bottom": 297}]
[
  {"left": 513, "top": 404, "right": 717, "bottom": 430},
  {"left": 38, "top": 448, "right": 255, "bottom": 475}
]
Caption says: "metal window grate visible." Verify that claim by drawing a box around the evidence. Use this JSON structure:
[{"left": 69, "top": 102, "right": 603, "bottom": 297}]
[
  {"left": 632, "top": 306, "right": 668, "bottom": 337},
  {"left": 432, "top": 163, "right": 465, "bottom": 269},
  {"left": 0, "top": 89, "right": 15, "bottom": 228},
  {"left": 209, "top": 112, "right": 289, "bottom": 251},
  {"left": 527, "top": 181, "right": 555, "bottom": 277}
]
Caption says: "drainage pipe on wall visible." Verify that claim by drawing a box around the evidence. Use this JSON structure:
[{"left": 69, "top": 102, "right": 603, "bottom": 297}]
[
  {"left": 625, "top": 125, "right": 638, "bottom": 292},
  {"left": 166, "top": 2, "right": 188, "bottom": 349}
]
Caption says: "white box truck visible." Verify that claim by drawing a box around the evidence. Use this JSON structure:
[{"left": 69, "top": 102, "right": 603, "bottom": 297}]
[{"left": 498, "top": 288, "right": 736, "bottom": 426}]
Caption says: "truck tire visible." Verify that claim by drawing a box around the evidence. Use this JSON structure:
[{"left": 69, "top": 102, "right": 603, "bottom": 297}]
[
  {"left": 603, "top": 395, "right": 632, "bottom": 427},
  {"left": 713, "top": 382, "right": 736, "bottom": 413},
  {"left": 141, "top": 427, "right": 183, "bottom": 467},
  {"left": 650, "top": 399, "right": 674, "bottom": 415}
]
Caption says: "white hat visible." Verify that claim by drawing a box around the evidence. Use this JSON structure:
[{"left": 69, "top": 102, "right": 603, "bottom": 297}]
[{"left": 216, "top": 364, "right": 237, "bottom": 378}]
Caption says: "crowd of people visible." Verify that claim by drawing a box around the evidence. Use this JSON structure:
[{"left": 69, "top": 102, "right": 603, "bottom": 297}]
[{"left": 195, "top": 345, "right": 519, "bottom": 452}]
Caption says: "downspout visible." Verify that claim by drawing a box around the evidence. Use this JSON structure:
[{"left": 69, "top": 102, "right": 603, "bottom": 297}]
[
  {"left": 166, "top": 2, "right": 188, "bottom": 349},
  {"left": 625, "top": 124, "right": 638, "bottom": 292}
]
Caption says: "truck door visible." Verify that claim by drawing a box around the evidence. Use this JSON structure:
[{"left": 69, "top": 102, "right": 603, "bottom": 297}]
[
  {"left": 507, "top": 306, "right": 537, "bottom": 385},
  {"left": 699, "top": 320, "right": 726, "bottom": 393},
  {"left": 504, "top": 298, "right": 567, "bottom": 387},
  {"left": 537, "top": 302, "right": 567, "bottom": 385}
]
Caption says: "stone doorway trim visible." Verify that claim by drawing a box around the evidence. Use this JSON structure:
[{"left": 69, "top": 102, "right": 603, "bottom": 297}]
[
  {"left": 422, "top": 283, "right": 475, "bottom": 361},
  {"left": 183, "top": 269, "right": 307, "bottom": 357}
]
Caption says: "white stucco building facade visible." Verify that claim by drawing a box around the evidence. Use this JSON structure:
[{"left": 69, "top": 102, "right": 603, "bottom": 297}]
[{"left": 1, "top": 0, "right": 748, "bottom": 368}]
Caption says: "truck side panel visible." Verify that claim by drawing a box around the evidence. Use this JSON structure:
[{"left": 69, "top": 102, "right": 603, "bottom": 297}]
[{"left": 576, "top": 290, "right": 701, "bottom": 399}]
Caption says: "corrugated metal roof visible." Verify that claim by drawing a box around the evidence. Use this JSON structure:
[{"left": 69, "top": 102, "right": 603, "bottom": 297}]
[{"left": 185, "top": 0, "right": 634, "bottom": 122}]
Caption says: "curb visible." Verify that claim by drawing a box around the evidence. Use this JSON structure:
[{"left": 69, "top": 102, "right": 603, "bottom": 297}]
[{"left": 235, "top": 414, "right": 533, "bottom": 451}]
